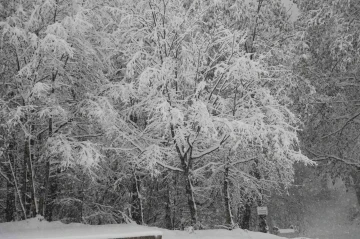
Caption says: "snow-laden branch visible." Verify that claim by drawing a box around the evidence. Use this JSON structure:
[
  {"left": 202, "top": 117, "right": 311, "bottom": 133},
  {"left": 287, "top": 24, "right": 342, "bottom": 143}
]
[
  {"left": 230, "top": 157, "right": 257, "bottom": 166},
  {"left": 72, "top": 133, "right": 103, "bottom": 138},
  {"left": 192, "top": 135, "right": 229, "bottom": 159},
  {"left": 104, "top": 147, "right": 139, "bottom": 151},
  {"left": 193, "top": 162, "right": 222, "bottom": 174},
  {"left": 115, "top": 125, "right": 145, "bottom": 153},
  {"left": 156, "top": 161, "right": 184, "bottom": 172}
]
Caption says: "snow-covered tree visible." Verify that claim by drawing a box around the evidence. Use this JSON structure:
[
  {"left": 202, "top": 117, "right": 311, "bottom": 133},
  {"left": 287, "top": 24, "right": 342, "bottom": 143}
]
[
  {"left": 103, "top": 0, "right": 311, "bottom": 227},
  {"left": 0, "top": 0, "right": 117, "bottom": 220},
  {"left": 296, "top": 0, "right": 360, "bottom": 207}
]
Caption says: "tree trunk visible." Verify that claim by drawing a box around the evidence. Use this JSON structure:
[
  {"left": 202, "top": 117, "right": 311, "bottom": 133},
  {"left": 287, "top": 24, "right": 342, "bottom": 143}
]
[
  {"left": 39, "top": 118, "right": 52, "bottom": 216},
  {"left": 354, "top": 173, "right": 360, "bottom": 208},
  {"left": 180, "top": 152, "right": 198, "bottom": 227},
  {"left": 5, "top": 141, "right": 16, "bottom": 221},
  {"left": 5, "top": 162, "right": 15, "bottom": 221},
  {"left": 252, "top": 160, "right": 268, "bottom": 233},
  {"left": 44, "top": 168, "right": 60, "bottom": 221},
  {"left": 25, "top": 135, "right": 38, "bottom": 216},
  {"left": 7, "top": 141, "right": 26, "bottom": 220},
  {"left": 172, "top": 173, "right": 178, "bottom": 229},
  {"left": 39, "top": 160, "right": 50, "bottom": 216},
  {"left": 165, "top": 186, "right": 173, "bottom": 229},
  {"left": 185, "top": 172, "right": 197, "bottom": 226},
  {"left": 355, "top": 186, "right": 360, "bottom": 207},
  {"left": 77, "top": 173, "right": 86, "bottom": 223},
  {"left": 22, "top": 139, "right": 28, "bottom": 218},
  {"left": 223, "top": 165, "right": 234, "bottom": 227},
  {"left": 131, "top": 172, "right": 144, "bottom": 224}
]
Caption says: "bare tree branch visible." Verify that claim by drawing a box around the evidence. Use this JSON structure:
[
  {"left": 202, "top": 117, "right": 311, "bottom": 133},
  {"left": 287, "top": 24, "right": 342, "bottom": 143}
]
[
  {"left": 0, "top": 165, "right": 13, "bottom": 186},
  {"left": 321, "top": 111, "right": 360, "bottom": 139}
]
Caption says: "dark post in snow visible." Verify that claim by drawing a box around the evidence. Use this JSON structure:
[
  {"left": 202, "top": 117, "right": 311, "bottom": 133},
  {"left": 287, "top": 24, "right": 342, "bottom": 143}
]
[
  {"left": 257, "top": 206, "right": 268, "bottom": 233},
  {"left": 252, "top": 158, "right": 268, "bottom": 233}
]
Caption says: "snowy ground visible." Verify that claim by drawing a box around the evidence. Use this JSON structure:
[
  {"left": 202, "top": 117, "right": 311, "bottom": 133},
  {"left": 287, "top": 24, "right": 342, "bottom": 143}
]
[{"left": 0, "top": 216, "right": 311, "bottom": 239}]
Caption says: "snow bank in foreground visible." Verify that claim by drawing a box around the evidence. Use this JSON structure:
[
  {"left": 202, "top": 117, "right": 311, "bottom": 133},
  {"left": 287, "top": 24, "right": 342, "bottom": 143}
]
[{"left": 0, "top": 216, "right": 312, "bottom": 239}]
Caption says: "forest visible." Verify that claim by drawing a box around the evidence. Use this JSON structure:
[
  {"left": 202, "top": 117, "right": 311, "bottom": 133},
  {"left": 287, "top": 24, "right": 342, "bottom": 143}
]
[{"left": 0, "top": 0, "right": 360, "bottom": 235}]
